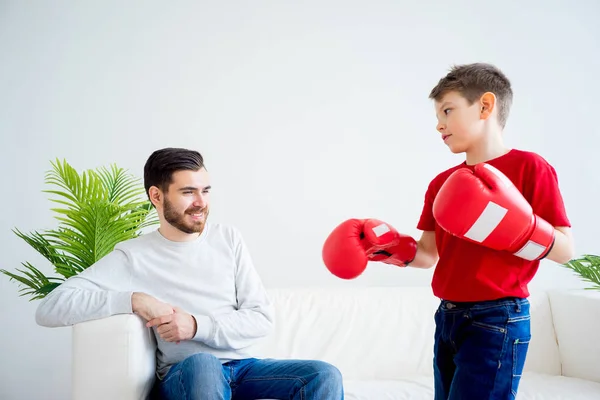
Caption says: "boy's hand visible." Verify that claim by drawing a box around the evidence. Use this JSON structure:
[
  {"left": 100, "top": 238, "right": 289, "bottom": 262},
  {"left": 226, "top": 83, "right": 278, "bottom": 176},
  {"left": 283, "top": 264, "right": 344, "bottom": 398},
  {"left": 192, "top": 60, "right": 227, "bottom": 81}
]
[
  {"left": 362, "top": 219, "right": 418, "bottom": 267},
  {"left": 432, "top": 163, "right": 554, "bottom": 261},
  {"left": 322, "top": 218, "right": 418, "bottom": 279},
  {"left": 146, "top": 307, "right": 197, "bottom": 343},
  {"left": 131, "top": 292, "right": 174, "bottom": 321}
]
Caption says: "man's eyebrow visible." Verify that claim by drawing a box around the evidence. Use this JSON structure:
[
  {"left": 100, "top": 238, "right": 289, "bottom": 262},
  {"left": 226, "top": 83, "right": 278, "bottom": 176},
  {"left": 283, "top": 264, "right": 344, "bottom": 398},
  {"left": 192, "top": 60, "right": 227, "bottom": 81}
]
[{"left": 178, "top": 185, "right": 211, "bottom": 191}]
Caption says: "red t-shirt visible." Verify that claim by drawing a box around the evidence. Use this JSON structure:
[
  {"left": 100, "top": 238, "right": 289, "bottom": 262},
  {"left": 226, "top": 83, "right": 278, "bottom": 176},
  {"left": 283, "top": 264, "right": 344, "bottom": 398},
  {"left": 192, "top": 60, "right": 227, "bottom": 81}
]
[{"left": 417, "top": 149, "right": 571, "bottom": 302}]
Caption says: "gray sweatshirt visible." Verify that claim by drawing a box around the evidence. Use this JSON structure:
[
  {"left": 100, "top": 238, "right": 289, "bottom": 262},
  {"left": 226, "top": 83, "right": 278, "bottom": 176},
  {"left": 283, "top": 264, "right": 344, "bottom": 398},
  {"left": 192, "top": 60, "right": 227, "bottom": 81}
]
[{"left": 35, "top": 222, "right": 274, "bottom": 378}]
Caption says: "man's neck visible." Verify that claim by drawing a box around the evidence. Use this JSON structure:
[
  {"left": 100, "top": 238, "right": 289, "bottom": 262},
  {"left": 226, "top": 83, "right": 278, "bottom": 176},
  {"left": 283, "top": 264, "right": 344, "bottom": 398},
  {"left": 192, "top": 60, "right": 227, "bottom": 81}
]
[{"left": 158, "top": 225, "right": 202, "bottom": 242}]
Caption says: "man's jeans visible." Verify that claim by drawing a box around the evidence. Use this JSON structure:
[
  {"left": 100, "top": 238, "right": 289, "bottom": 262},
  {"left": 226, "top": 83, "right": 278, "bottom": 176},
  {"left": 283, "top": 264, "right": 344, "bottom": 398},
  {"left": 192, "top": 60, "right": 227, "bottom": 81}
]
[
  {"left": 433, "top": 297, "right": 531, "bottom": 400},
  {"left": 153, "top": 353, "right": 344, "bottom": 400}
]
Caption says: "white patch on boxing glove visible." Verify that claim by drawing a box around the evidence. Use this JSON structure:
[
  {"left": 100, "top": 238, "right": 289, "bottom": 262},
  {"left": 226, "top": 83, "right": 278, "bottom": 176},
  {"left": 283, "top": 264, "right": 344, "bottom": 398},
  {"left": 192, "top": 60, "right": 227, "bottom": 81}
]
[
  {"left": 514, "top": 241, "right": 546, "bottom": 261},
  {"left": 464, "top": 201, "right": 508, "bottom": 243},
  {"left": 372, "top": 223, "right": 391, "bottom": 237}
]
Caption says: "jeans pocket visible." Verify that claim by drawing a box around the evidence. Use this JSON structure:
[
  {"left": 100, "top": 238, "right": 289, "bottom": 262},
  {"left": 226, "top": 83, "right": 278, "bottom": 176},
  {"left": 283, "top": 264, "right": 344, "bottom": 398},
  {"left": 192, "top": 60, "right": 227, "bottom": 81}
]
[
  {"left": 510, "top": 337, "right": 530, "bottom": 397},
  {"left": 470, "top": 306, "right": 509, "bottom": 334},
  {"left": 471, "top": 320, "right": 507, "bottom": 334}
]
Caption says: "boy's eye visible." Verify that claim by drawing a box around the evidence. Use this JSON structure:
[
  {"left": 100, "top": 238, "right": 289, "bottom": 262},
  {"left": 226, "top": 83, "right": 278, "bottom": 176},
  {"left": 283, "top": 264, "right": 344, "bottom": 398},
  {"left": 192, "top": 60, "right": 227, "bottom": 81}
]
[{"left": 444, "top": 108, "right": 451, "bottom": 115}]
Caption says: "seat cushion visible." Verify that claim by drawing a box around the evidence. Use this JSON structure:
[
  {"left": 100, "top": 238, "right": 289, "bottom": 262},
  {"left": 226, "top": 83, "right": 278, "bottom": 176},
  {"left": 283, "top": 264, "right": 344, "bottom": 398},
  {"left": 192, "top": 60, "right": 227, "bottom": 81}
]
[
  {"left": 342, "top": 373, "right": 600, "bottom": 400},
  {"left": 256, "top": 287, "right": 562, "bottom": 380},
  {"left": 344, "top": 376, "right": 434, "bottom": 400},
  {"left": 517, "top": 372, "right": 600, "bottom": 399}
]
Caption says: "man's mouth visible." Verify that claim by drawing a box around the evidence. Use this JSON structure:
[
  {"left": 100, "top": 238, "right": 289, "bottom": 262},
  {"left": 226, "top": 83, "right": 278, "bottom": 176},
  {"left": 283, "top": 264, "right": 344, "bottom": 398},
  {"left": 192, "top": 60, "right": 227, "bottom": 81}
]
[{"left": 187, "top": 210, "right": 205, "bottom": 219}]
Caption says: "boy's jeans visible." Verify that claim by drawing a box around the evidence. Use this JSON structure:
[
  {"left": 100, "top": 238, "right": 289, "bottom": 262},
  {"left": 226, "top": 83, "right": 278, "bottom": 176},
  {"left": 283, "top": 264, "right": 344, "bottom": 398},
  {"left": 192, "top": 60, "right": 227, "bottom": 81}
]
[
  {"left": 153, "top": 353, "right": 344, "bottom": 400},
  {"left": 433, "top": 297, "right": 531, "bottom": 400}
]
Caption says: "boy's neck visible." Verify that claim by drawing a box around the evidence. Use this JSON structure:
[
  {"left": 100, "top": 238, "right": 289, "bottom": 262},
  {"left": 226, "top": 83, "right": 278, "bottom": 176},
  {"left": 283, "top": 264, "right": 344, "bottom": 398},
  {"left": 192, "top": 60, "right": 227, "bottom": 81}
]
[{"left": 465, "top": 131, "right": 510, "bottom": 165}]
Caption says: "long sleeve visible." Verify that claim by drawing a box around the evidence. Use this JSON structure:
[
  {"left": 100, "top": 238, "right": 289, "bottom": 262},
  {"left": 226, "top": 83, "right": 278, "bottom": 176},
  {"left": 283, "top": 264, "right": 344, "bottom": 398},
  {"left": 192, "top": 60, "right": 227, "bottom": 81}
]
[
  {"left": 35, "top": 247, "right": 134, "bottom": 327},
  {"left": 192, "top": 229, "right": 274, "bottom": 350}
]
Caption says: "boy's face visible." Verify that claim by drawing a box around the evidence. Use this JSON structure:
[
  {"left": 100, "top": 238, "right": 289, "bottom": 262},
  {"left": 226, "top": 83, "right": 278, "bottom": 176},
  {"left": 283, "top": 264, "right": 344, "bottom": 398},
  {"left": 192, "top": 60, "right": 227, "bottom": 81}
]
[{"left": 434, "top": 91, "right": 484, "bottom": 154}]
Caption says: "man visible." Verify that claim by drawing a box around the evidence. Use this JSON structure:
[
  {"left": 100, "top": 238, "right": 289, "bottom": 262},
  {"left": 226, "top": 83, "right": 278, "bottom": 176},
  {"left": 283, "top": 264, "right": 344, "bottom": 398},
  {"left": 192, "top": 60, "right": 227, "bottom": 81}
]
[{"left": 36, "top": 147, "right": 344, "bottom": 400}]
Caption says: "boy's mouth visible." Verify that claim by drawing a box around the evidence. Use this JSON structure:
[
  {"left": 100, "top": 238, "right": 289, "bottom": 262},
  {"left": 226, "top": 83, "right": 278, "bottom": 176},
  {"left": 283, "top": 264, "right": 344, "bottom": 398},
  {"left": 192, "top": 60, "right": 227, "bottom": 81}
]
[{"left": 442, "top": 134, "right": 452, "bottom": 141}]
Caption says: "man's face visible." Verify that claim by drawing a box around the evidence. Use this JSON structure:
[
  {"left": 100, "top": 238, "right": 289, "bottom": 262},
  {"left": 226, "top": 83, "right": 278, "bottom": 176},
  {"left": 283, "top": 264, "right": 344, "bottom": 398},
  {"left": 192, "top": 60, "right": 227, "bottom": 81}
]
[
  {"left": 160, "top": 168, "right": 211, "bottom": 235},
  {"left": 434, "top": 91, "right": 483, "bottom": 154}
]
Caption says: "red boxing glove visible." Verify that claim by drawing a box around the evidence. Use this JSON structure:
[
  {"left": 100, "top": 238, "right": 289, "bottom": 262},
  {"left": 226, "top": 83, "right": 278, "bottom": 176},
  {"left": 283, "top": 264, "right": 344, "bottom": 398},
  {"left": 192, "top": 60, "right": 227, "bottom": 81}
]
[
  {"left": 322, "top": 218, "right": 417, "bottom": 279},
  {"left": 432, "top": 163, "right": 555, "bottom": 261}
]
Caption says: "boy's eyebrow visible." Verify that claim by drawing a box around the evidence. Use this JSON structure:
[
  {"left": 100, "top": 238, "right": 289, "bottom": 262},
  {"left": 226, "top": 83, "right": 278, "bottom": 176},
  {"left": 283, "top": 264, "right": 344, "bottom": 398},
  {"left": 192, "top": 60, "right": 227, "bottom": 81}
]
[
  {"left": 178, "top": 185, "right": 211, "bottom": 191},
  {"left": 438, "top": 101, "right": 452, "bottom": 111}
]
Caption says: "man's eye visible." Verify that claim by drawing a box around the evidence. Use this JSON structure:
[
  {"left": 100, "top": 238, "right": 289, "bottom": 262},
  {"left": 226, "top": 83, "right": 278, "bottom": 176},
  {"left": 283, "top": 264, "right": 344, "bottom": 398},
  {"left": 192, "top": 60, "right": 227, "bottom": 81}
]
[
  {"left": 203, "top": 190, "right": 210, "bottom": 194},
  {"left": 183, "top": 191, "right": 193, "bottom": 194}
]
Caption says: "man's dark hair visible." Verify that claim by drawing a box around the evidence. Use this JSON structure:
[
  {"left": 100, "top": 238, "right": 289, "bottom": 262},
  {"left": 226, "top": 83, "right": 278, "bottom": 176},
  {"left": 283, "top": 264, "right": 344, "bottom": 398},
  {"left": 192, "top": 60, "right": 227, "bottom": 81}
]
[
  {"left": 429, "top": 63, "right": 513, "bottom": 128},
  {"left": 143, "top": 147, "right": 205, "bottom": 196}
]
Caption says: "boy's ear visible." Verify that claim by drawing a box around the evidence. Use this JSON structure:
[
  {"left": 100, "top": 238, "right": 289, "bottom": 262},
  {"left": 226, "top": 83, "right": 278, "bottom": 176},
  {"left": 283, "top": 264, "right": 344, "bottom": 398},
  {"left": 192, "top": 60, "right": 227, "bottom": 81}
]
[{"left": 479, "top": 92, "right": 496, "bottom": 121}]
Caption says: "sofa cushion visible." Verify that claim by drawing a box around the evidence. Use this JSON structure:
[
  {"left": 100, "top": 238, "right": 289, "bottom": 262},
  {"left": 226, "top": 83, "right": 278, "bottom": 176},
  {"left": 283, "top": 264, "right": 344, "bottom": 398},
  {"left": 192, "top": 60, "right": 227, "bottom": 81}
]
[
  {"left": 255, "top": 287, "right": 440, "bottom": 380},
  {"left": 342, "top": 373, "right": 600, "bottom": 399},
  {"left": 523, "top": 290, "right": 561, "bottom": 375},
  {"left": 549, "top": 289, "right": 600, "bottom": 383},
  {"left": 344, "top": 376, "right": 434, "bottom": 400},
  {"left": 255, "top": 287, "right": 562, "bottom": 380}
]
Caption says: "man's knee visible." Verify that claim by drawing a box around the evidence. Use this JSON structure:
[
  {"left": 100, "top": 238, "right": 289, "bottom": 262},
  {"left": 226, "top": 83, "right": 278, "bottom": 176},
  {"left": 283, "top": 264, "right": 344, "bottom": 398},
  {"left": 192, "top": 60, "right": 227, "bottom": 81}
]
[
  {"left": 310, "top": 361, "right": 344, "bottom": 391},
  {"left": 182, "top": 353, "right": 221, "bottom": 369},
  {"left": 316, "top": 361, "right": 342, "bottom": 379},
  {"left": 160, "top": 353, "right": 227, "bottom": 399},
  {"left": 179, "top": 353, "right": 223, "bottom": 382}
]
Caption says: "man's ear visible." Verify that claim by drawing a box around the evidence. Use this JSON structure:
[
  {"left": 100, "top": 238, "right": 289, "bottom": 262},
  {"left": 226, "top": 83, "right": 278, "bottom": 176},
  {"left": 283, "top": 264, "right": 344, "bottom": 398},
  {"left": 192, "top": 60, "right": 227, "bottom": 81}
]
[
  {"left": 479, "top": 92, "right": 496, "bottom": 121},
  {"left": 148, "top": 186, "right": 162, "bottom": 208}
]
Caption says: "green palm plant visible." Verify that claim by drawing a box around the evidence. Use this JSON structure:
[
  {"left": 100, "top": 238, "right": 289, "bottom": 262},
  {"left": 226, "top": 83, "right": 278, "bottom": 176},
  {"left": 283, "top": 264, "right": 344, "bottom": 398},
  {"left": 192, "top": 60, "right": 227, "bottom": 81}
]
[
  {"left": 562, "top": 254, "right": 600, "bottom": 291},
  {"left": 1, "top": 159, "right": 158, "bottom": 301}
]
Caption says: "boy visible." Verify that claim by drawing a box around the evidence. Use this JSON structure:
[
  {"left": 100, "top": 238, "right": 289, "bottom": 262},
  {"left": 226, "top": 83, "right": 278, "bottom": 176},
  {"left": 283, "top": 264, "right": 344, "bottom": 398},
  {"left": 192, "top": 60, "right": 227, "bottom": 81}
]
[
  {"left": 420, "top": 62, "right": 574, "bottom": 399},
  {"left": 322, "top": 63, "right": 573, "bottom": 399}
]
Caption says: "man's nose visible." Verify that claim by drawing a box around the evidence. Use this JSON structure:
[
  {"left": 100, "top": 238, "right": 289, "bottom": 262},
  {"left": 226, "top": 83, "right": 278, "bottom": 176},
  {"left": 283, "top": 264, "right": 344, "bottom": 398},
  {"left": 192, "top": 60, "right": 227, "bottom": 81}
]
[{"left": 193, "top": 195, "right": 207, "bottom": 207}]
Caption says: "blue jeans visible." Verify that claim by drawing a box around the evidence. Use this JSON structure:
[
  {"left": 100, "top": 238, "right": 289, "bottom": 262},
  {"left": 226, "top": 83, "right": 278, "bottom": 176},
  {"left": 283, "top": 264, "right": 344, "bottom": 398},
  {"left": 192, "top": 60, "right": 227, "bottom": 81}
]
[
  {"left": 153, "top": 353, "right": 344, "bottom": 400},
  {"left": 433, "top": 297, "right": 531, "bottom": 400}
]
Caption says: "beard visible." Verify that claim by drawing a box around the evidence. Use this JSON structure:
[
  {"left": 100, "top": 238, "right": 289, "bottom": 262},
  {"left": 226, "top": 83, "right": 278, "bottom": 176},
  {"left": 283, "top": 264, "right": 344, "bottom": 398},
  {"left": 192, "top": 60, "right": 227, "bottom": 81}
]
[{"left": 163, "top": 196, "right": 209, "bottom": 234}]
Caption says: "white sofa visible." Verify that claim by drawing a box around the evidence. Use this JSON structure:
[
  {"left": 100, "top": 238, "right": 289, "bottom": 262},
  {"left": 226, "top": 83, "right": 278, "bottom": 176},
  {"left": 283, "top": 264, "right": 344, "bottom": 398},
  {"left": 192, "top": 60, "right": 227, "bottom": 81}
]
[{"left": 71, "top": 287, "right": 600, "bottom": 399}]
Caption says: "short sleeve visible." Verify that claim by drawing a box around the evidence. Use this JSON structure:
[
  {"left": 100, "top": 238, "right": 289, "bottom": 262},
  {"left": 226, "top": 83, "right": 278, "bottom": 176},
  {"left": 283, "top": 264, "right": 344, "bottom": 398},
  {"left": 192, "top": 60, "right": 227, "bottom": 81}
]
[
  {"left": 525, "top": 160, "right": 571, "bottom": 228},
  {"left": 417, "top": 180, "right": 437, "bottom": 231}
]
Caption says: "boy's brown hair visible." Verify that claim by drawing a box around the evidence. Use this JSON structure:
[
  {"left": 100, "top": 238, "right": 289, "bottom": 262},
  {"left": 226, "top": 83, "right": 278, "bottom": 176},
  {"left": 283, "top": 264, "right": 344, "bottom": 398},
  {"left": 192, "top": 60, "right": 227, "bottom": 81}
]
[{"left": 429, "top": 63, "right": 513, "bottom": 128}]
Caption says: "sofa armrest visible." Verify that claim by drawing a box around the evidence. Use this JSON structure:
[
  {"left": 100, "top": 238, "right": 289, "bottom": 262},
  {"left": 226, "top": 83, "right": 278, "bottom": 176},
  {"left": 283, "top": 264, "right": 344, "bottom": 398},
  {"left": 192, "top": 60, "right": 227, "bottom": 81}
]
[
  {"left": 548, "top": 289, "right": 600, "bottom": 383},
  {"left": 72, "top": 314, "right": 157, "bottom": 400}
]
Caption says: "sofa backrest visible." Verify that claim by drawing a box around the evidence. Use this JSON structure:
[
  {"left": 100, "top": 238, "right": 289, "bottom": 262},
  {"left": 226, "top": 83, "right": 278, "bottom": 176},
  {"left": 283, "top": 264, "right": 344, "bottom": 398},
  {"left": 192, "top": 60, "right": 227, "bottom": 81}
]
[{"left": 251, "top": 286, "right": 562, "bottom": 380}]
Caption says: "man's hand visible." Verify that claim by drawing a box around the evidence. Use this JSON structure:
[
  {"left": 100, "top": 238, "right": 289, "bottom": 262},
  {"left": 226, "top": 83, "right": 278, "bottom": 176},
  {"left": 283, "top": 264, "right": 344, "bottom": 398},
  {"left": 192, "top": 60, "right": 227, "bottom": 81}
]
[
  {"left": 131, "top": 292, "right": 174, "bottom": 321},
  {"left": 146, "top": 307, "right": 197, "bottom": 343}
]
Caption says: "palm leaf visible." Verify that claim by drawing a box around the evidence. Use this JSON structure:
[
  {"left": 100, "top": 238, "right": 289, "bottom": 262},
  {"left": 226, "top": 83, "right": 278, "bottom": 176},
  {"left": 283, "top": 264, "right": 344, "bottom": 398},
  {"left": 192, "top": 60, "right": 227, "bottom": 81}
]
[
  {"left": 12, "top": 228, "right": 79, "bottom": 272},
  {"left": 97, "top": 164, "right": 146, "bottom": 204},
  {"left": 0, "top": 262, "right": 64, "bottom": 301},
  {"left": 1, "top": 159, "right": 158, "bottom": 300},
  {"left": 562, "top": 254, "right": 600, "bottom": 291}
]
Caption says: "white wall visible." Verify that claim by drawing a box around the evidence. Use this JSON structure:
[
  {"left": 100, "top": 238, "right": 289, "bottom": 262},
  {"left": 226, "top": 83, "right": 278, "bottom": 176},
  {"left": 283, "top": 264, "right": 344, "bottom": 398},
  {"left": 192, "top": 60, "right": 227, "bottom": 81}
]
[{"left": 1, "top": 1, "right": 598, "bottom": 398}]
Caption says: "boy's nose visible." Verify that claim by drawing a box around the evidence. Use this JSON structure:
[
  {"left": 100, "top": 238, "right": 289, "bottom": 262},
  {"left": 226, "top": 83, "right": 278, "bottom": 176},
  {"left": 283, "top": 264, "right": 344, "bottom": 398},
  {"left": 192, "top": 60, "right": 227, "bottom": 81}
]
[{"left": 437, "top": 122, "right": 446, "bottom": 133}]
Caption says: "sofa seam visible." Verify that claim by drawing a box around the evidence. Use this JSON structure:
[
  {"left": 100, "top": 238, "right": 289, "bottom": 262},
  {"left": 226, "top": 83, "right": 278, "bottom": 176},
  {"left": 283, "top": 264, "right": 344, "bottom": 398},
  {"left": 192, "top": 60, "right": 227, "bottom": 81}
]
[{"left": 547, "top": 291, "right": 564, "bottom": 376}]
